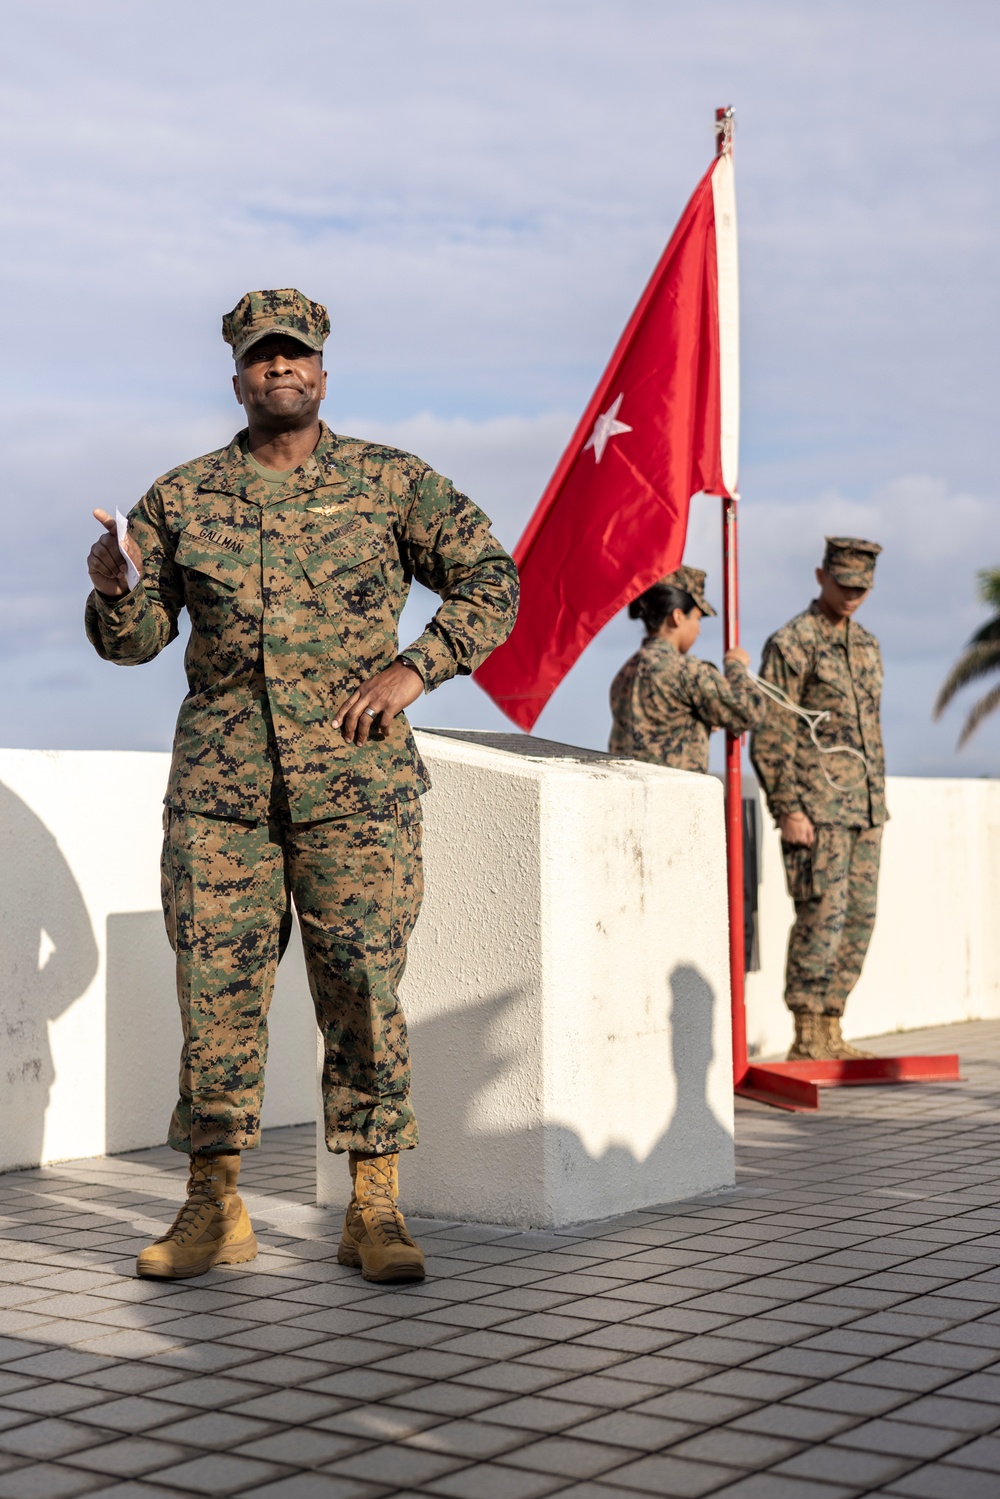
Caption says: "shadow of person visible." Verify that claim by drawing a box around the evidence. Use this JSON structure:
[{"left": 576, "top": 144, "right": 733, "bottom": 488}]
[
  {"left": 0, "top": 781, "right": 98, "bottom": 1170},
  {"left": 647, "top": 961, "right": 735, "bottom": 1199},
  {"left": 396, "top": 962, "right": 734, "bottom": 1228},
  {"left": 544, "top": 963, "right": 735, "bottom": 1221}
]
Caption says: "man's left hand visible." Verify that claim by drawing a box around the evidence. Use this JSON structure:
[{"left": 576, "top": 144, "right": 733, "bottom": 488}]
[{"left": 333, "top": 660, "right": 424, "bottom": 744}]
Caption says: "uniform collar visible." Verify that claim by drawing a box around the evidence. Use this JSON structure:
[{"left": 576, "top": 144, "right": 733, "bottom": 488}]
[
  {"left": 196, "top": 421, "right": 359, "bottom": 507},
  {"left": 641, "top": 634, "right": 679, "bottom": 658},
  {"left": 809, "top": 598, "right": 852, "bottom": 642}
]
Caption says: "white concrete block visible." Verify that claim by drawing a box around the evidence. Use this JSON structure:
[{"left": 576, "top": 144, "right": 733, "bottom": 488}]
[{"left": 317, "top": 730, "right": 736, "bottom": 1228}]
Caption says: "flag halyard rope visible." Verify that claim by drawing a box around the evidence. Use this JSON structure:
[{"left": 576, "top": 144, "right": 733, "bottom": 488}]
[{"left": 746, "top": 671, "right": 870, "bottom": 792}]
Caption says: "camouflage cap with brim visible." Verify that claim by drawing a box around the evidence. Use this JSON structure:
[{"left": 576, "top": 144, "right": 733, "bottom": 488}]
[
  {"left": 823, "top": 536, "right": 882, "bottom": 588},
  {"left": 223, "top": 288, "right": 330, "bottom": 361},
  {"left": 658, "top": 565, "right": 717, "bottom": 617}
]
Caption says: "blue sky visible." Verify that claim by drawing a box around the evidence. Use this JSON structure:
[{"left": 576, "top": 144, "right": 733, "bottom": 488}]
[{"left": 2, "top": 0, "right": 998, "bottom": 774}]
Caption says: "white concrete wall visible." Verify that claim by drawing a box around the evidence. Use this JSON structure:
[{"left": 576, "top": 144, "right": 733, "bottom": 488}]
[
  {"left": 5, "top": 739, "right": 999, "bottom": 1190},
  {"left": 318, "top": 731, "right": 736, "bottom": 1228},
  {"left": 0, "top": 749, "right": 318, "bottom": 1173},
  {"left": 746, "top": 775, "right": 1000, "bottom": 1058}
]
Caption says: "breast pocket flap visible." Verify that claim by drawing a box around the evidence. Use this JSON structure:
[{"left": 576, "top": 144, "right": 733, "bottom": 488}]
[
  {"left": 813, "top": 658, "right": 850, "bottom": 697},
  {"left": 175, "top": 525, "right": 251, "bottom": 589},
  {"left": 298, "top": 547, "right": 382, "bottom": 590}
]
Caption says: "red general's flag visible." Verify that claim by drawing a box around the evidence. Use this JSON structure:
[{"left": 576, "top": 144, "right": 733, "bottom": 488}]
[{"left": 475, "top": 145, "right": 740, "bottom": 731}]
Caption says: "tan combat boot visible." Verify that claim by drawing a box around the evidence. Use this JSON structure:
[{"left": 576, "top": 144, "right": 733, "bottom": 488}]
[
  {"left": 787, "top": 1012, "right": 830, "bottom": 1060},
  {"left": 338, "top": 1152, "right": 425, "bottom": 1283},
  {"left": 136, "top": 1152, "right": 257, "bottom": 1279},
  {"left": 821, "top": 1015, "right": 875, "bottom": 1059}
]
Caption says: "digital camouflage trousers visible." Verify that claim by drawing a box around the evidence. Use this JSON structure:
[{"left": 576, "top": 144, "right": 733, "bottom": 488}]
[
  {"left": 161, "top": 797, "right": 423, "bottom": 1157},
  {"left": 781, "top": 824, "right": 882, "bottom": 1016}
]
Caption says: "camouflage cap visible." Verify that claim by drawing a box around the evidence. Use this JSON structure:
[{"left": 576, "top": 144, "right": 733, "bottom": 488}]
[
  {"left": 659, "top": 565, "right": 717, "bottom": 617},
  {"left": 222, "top": 288, "right": 330, "bottom": 361},
  {"left": 823, "top": 536, "right": 882, "bottom": 588}
]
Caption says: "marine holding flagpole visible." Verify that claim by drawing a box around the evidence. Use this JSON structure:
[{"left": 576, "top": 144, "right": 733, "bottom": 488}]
[{"left": 609, "top": 565, "right": 764, "bottom": 771}]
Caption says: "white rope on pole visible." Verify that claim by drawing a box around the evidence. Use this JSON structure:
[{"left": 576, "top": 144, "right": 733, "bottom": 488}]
[{"left": 747, "top": 671, "right": 870, "bottom": 792}]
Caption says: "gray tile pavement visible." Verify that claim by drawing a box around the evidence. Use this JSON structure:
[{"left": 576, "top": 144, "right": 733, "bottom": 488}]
[{"left": 0, "top": 1019, "right": 998, "bottom": 1496}]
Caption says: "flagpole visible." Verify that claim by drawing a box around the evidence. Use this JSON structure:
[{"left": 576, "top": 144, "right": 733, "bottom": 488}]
[
  {"left": 722, "top": 495, "right": 748, "bottom": 1084},
  {"left": 715, "top": 105, "right": 749, "bottom": 1087}
]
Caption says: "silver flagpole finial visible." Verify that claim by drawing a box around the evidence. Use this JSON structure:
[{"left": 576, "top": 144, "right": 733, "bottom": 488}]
[{"left": 714, "top": 106, "right": 735, "bottom": 157}]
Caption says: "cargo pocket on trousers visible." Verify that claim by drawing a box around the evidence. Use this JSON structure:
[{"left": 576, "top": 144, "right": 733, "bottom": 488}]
[
  {"left": 781, "top": 828, "right": 831, "bottom": 903},
  {"left": 781, "top": 841, "right": 815, "bottom": 902},
  {"left": 391, "top": 800, "right": 425, "bottom": 952},
  {"left": 160, "top": 808, "right": 178, "bottom": 953}
]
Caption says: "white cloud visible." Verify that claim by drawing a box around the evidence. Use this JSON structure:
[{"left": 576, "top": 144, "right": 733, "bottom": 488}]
[
  {"left": 1, "top": 0, "right": 998, "bottom": 778},
  {"left": 3, "top": 0, "right": 997, "bottom": 443}
]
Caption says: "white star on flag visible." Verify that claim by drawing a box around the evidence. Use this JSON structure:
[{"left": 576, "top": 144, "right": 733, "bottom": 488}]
[{"left": 584, "top": 393, "right": 632, "bottom": 463}]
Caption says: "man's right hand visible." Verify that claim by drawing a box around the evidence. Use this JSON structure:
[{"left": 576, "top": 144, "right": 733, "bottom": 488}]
[
  {"left": 88, "top": 508, "right": 142, "bottom": 598},
  {"left": 780, "top": 810, "right": 815, "bottom": 847}
]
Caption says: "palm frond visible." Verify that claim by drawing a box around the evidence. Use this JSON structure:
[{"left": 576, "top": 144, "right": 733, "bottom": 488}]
[
  {"left": 969, "top": 617, "right": 1000, "bottom": 646},
  {"left": 977, "top": 568, "right": 1000, "bottom": 612},
  {"left": 958, "top": 680, "right": 1000, "bottom": 748},
  {"left": 933, "top": 642, "right": 1000, "bottom": 719}
]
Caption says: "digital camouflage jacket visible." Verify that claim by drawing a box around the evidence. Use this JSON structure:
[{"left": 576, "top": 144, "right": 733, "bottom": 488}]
[
  {"left": 750, "top": 601, "right": 886, "bottom": 829},
  {"left": 608, "top": 636, "right": 765, "bottom": 774},
  {"left": 86, "top": 423, "right": 519, "bottom": 822}
]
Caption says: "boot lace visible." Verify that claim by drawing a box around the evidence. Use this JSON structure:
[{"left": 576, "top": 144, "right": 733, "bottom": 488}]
[
  {"left": 359, "top": 1198, "right": 414, "bottom": 1247},
  {"left": 157, "top": 1160, "right": 224, "bottom": 1246},
  {"left": 354, "top": 1159, "right": 414, "bottom": 1247},
  {"left": 790, "top": 1014, "right": 826, "bottom": 1059}
]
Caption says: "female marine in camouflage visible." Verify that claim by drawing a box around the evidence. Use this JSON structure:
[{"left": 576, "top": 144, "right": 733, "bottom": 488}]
[{"left": 609, "top": 566, "right": 764, "bottom": 772}]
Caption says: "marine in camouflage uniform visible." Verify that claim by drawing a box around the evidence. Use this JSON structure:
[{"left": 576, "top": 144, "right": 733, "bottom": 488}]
[
  {"left": 750, "top": 537, "right": 885, "bottom": 1060},
  {"left": 85, "top": 289, "right": 519, "bottom": 1280},
  {"left": 609, "top": 566, "right": 765, "bottom": 772}
]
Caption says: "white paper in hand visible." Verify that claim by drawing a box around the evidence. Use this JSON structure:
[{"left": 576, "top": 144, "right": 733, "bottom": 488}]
[{"left": 115, "top": 509, "right": 141, "bottom": 591}]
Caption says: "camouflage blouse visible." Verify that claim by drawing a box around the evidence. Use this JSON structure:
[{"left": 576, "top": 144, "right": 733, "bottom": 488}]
[
  {"left": 86, "top": 423, "right": 519, "bottom": 822},
  {"left": 609, "top": 636, "right": 765, "bottom": 774},
  {"left": 750, "top": 601, "right": 886, "bottom": 828}
]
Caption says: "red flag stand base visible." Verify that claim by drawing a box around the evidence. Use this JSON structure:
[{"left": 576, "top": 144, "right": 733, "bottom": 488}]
[{"left": 735, "top": 1055, "right": 963, "bottom": 1114}]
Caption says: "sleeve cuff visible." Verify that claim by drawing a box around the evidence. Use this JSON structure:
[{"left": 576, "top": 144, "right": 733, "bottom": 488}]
[
  {"left": 398, "top": 637, "right": 455, "bottom": 693},
  {"left": 91, "top": 581, "right": 148, "bottom": 625},
  {"left": 396, "top": 652, "right": 427, "bottom": 685}
]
